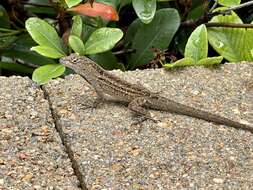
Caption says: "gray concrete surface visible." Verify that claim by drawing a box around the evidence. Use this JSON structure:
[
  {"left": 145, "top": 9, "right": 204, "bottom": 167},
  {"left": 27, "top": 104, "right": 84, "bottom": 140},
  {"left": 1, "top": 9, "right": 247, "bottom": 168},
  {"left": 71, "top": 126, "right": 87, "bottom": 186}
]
[
  {"left": 42, "top": 63, "right": 253, "bottom": 189},
  {"left": 0, "top": 63, "right": 253, "bottom": 189},
  {"left": 0, "top": 76, "right": 80, "bottom": 190}
]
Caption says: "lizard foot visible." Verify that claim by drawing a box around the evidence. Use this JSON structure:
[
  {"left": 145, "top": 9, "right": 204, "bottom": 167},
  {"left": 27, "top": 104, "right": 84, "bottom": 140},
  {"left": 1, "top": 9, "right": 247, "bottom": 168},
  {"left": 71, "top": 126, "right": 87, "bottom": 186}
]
[
  {"left": 131, "top": 114, "right": 161, "bottom": 125},
  {"left": 92, "top": 97, "right": 104, "bottom": 108}
]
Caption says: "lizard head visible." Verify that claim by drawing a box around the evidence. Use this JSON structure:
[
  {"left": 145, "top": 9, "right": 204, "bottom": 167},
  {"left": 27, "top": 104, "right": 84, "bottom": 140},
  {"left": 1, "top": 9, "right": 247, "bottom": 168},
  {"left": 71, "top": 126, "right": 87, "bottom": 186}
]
[
  {"left": 59, "top": 53, "right": 93, "bottom": 71},
  {"left": 59, "top": 53, "right": 82, "bottom": 67},
  {"left": 59, "top": 53, "right": 100, "bottom": 75}
]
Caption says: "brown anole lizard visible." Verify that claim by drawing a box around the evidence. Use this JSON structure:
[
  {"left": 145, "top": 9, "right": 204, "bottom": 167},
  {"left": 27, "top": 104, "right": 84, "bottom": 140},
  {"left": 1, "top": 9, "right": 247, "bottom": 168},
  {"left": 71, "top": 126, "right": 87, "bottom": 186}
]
[{"left": 59, "top": 54, "right": 253, "bottom": 132}]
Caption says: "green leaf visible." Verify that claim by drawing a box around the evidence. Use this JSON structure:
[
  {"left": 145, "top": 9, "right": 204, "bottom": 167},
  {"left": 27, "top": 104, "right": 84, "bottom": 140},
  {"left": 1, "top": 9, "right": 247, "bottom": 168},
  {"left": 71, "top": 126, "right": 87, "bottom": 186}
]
[
  {"left": 0, "top": 5, "right": 10, "bottom": 28},
  {"left": 132, "top": 0, "right": 156, "bottom": 24},
  {"left": 81, "top": 24, "right": 96, "bottom": 43},
  {"left": 0, "top": 36, "right": 17, "bottom": 50},
  {"left": 69, "top": 35, "right": 85, "bottom": 55},
  {"left": 164, "top": 56, "right": 223, "bottom": 69},
  {"left": 163, "top": 58, "right": 195, "bottom": 69},
  {"left": 197, "top": 56, "right": 223, "bottom": 66},
  {"left": 185, "top": 24, "right": 207, "bottom": 61},
  {"left": 31, "top": 46, "right": 65, "bottom": 58},
  {"left": 128, "top": 8, "right": 180, "bottom": 69},
  {"left": 32, "top": 64, "right": 65, "bottom": 85},
  {"left": 65, "top": 0, "right": 82, "bottom": 8},
  {"left": 187, "top": 5, "right": 204, "bottom": 20},
  {"left": 25, "top": 17, "right": 66, "bottom": 56},
  {"left": 83, "top": 27, "right": 123, "bottom": 55},
  {"left": 207, "top": 9, "right": 253, "bottom": 61},
  {"left": 125, "top": 18, "right": 142, "bottom": 46},
  {"left": 120, "top": 0, "right": 132, "bottom": 8},
  {"left": 218, "top": 0, "right": 240, "bottom": 7},
  {"left": 89, "top": 51, "right": 124, "bottom": 70},
  {"left": 0, "top": 61, "right": 33, "bottom": 74},
  {"left": 3, "top": 48, "right": 56, "bottom": 66},
  {"left": 174, "top": 30, "right": 190, "bottom": 56},
  {"left": 24, "top": 4, "right": 56, "bottom": 15},
  {"left": 2, "top": 34, "right": 55, "bottom": 66},
  {"left": 71, "top": 16, "right": 82, "bottom": 37},
  {"left": 96, "top": 0, "right": 120, "bottom": 8}
]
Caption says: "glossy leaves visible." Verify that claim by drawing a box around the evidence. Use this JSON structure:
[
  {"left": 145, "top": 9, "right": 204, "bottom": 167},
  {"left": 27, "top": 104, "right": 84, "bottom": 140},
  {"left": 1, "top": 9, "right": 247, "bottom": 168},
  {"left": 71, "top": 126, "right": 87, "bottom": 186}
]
[
  {"left": 132, "top": 0, "right": 156, "bottom": 24},
  {"left": 83, "top": 27, "right": 123, "bottom": 55},
  {"left": 25, "top": 17, "right": 66, "bottom": 58},
  {"left": 32, "top": 64, "right": 65, "bottom": 85},
  {"left": 127, "top": 8, "right": 180, "bottom": 68}
]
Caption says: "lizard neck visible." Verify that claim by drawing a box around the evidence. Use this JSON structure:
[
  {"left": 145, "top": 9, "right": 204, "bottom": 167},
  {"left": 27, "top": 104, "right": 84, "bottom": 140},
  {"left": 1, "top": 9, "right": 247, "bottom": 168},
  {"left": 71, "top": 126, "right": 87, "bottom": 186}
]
[{"left": 68, "top": 57, "right": 103, "bottom": 85}]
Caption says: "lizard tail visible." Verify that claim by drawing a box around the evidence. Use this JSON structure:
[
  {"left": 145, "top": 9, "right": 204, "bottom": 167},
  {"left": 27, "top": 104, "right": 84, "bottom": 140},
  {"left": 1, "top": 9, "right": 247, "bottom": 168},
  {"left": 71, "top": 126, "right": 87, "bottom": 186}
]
[{"left": 154, "top": 98, "right": 253, "bottom": 133}]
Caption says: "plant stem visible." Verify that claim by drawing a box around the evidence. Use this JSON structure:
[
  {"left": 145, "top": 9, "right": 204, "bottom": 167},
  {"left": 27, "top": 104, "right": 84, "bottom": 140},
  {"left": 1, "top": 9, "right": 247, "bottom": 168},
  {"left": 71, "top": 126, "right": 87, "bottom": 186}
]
[
  {"left": 20, "top": 1, "right": 52, "bottom": 7},
  {"left": 182, "top": 1, "right": 253, "bottom": 28},
  {"left": 0, "top": 29, "right": 25, "bottom": 37},
  {"left": 206, "top": 22, "right": 253, "bottom": 28}
]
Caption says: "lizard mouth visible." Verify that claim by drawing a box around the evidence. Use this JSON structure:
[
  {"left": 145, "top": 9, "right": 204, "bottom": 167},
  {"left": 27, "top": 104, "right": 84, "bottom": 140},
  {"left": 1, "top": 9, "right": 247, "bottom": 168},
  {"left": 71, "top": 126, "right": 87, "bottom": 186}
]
[{"left": 59, "top": 57, "right": 71, "bottom": 66}]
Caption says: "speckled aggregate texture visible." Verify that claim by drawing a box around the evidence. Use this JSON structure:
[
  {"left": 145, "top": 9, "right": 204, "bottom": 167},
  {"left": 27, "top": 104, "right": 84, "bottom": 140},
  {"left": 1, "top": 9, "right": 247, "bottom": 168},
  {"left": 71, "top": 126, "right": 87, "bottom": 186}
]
[
  {"left": 43, "top": 63, "right": 253, "bottom": 189},
  {"left": 0, "top": 76, "right": 80, "bottom": 190}
]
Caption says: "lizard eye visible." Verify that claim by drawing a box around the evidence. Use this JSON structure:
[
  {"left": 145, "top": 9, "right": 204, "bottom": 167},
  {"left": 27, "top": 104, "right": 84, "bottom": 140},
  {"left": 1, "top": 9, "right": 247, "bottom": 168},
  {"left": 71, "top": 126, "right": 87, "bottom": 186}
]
[{"left": 72, "top": 58, "right": 77, "bottom": 63}]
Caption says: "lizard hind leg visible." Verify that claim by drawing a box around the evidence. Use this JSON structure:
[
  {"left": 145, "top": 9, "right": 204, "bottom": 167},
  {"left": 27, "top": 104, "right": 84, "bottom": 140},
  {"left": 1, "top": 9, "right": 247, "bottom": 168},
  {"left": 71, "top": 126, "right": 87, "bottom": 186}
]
[{"left": 128, "top": 97, "right": 159, "bottom": 123}]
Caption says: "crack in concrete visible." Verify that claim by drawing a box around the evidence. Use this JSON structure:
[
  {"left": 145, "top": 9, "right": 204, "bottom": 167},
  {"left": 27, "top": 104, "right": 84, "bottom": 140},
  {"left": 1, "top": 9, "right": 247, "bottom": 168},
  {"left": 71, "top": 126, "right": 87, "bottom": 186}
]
[{"left": 41, "top": 86, "right": 88, "bottom": 190}]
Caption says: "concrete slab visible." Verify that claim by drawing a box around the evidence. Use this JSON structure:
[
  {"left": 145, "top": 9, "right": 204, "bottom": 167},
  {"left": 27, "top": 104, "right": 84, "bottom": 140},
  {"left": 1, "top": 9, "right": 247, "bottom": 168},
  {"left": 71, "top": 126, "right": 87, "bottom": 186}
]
[
  {"left": 44, "top": 63, "right": 253, "bottom": 189},
  {"left": 0, "top": 76, "right": 81, "bottom": 190}
]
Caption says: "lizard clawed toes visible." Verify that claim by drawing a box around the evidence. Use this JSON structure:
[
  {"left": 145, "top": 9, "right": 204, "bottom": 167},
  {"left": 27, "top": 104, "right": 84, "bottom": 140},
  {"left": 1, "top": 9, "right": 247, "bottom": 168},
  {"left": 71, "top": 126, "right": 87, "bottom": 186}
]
[{"left": 131, "top": 114, "right": 161, "bottom": 125}]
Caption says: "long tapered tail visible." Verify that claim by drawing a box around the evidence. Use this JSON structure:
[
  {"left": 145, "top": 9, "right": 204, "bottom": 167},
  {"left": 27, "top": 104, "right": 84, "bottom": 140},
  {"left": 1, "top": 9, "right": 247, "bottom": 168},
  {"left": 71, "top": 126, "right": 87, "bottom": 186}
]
[{"left": 151, "top": 97, "right": 253, "bottom": 133}]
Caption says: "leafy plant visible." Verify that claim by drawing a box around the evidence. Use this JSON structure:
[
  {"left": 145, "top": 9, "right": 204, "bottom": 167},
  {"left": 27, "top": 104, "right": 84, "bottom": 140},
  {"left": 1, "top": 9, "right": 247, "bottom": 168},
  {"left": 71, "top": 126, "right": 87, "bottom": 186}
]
[
  {"left": 164, "top": 24, "right": 223, "bottom": 69},
  {"left": 126, "top": 8, "right": 180, "bottom": 69},
  {"left": 25, "top": 16, "right": 123, "bottom": 83},
  {"left": 207, "top": 9, "right": 253, "bottom": 62}
]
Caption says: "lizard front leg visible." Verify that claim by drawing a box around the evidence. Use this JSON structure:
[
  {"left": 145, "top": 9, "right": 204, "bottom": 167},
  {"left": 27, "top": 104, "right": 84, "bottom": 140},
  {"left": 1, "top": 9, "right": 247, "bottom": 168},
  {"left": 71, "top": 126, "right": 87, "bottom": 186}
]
[
  {"left": 92, "top": 84, "right": 113, "bottom": 107},
  {"left": 128, "top": 97, "right": 158, "bottom": 122}
]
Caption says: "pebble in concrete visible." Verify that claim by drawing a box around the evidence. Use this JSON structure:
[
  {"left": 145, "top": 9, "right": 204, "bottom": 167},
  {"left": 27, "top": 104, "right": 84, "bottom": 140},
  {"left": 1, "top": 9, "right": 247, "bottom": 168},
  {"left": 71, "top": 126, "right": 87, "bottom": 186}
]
[
  {"left": 0, "top": 76, "right": 81, "bottom": 190},
  {"left": 44, "top": 63, "right": 253, "bottom": 189}
]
